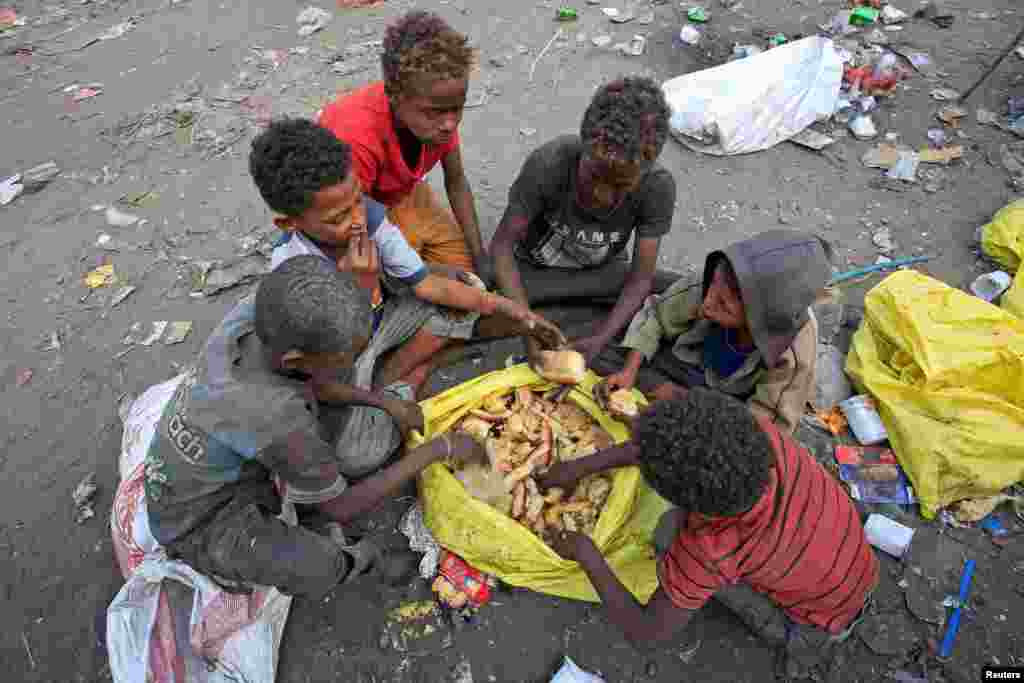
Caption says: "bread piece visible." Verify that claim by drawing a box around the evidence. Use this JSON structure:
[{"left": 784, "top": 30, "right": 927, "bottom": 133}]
[
  {"left": 535, "top": 350, "right": 586, "bottom": 385},
  {"left": 608, "top": 389, "right": 638, "bottom": 418}
]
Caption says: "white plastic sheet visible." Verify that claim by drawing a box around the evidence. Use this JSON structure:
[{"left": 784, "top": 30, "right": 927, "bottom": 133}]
[
  {"left": 662, "top": 36, "right": 844, "bottom": 155},
  {"left": 107, "top": 376, "right": 294, "bottom": 683}
]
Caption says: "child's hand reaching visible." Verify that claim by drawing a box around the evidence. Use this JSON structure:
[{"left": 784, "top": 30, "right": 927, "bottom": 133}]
[
  {"left": 490, "top": 296, "right": 567, "bottom": 350},
  {"left": 337, "top": 229, "right": 380, "bottom": 292}
]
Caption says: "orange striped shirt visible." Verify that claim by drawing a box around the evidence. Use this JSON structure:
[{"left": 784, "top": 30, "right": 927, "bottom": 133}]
[{"left": 659, "top": 418, "right": 879, "bottom": 634}]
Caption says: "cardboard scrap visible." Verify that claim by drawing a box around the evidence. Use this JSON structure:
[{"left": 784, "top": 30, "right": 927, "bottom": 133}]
[{"left": 862, "top": 144, "right": 962, "bottom": 169}]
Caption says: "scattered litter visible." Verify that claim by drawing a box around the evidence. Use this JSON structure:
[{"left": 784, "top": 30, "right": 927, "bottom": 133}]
[
  {"left": 915, "top": 2, "right": 954, "bottom": 29},
  {"left": 864, "top": 29, "right": 888, "bottom": 45},
  {"left": 40, "top": 331, "right": 61, "bottom": 352},
  {"left": 840, "top": 394, "right": 888, "bottom": 444},
  {"left": 105, "top": 207, "right": 140, "bottom": 228},
  {"left": 814, "top": 344, "right": 852, "bottom": 409},
  {"left": 192, "top": 257, "right": 270, "bottom": 297},
  {"left": 880, "top": 5, "right": 907, "bottom": 24},
  {"left": 687, "top": 7, "right": 708, "bottom": 23},
  {"left": 886, "top": 152, "right": 919, "bottom": 182},
  {"left": 399, "top": 503, "right": 441, "bottom": 579},
  {"left": 592, "top": 34, "right": 612, "bottom": 47},
  {"left": 550, "top": 657, "right": 606, "bottom": 683},
  {"left": 20, "top": 162, "right": 59, "bottom": 194},
  {"left": 732, "top": 44, "right": 762, "bottom": 60},
  {"left": 16, "top": 368, "right": 33, "bottom": 387},
  {"left": 0, "top": 7, "right": 23, "bottom": 30},
  {"left": 72, "top": 473, "right": 99, "bottom": 524},
  {"left": 84, "top": 264, "right": 117, "bottom": 289},
  {"left": 927, "top": 128, "right": 946, "bottom": 148},
  {"left": 296, "top": 6, "right": 332, "bottom": 37},
  {"left": 637, "top": 12, "right": 654, "bottom": 25},
  {"left": 951, "top": 495, "right": 1016, "bottom": 523},
  {"left": 849, "top": 114, "right": 878, "bottom": 140},
  {"left": 918, "top": 146, "right": 962, "bottom": 164},
  {"left": 790, "top": 128, "right": 835, "bottom": 151},
  {"left": 619, "top": 35, "right": 646, "bottom": 56},
  {"left": 938, "top": 559, "right": 975, "bottom": 658},
  {"left": 889, "top": 47, "right": 936, "bottom": 78},
  {"left": 768, "top": 33, "right": 787, "bottom": 48},
  {"left": 864, "top": 513, "right": 915, "bottom": 558},
  {"left": 555, "top": 8, "right": 578, "bottom": 21},
  {"left": 849, "top": 6, "right": 879, "bottom": 26},
  {"left": 0, "top": 175, "right": 22, "bottom": 206},
  {"left": 529, "top": 27, "right": 564, "bottom": 82},
  {"left": 119, "top": 190, "right": 158, "bottom": 207},
  {"left": 863, "top": 143, "right": 962, "bottom": 169},
  {"left": 433, "top": 551, "right": 496, "bottom": 609},
  {"left": 1017, "top": 46, "right": 1024, "bottom": 60},
  {"left": 679, "top": 25, "right": 701, "bottom": 45},
  {"left": 124, "top": 321, "right": 169, "bottom": 346},
  {"left": 452, "top": 657, "right": 474, "bottom": 683},
  {"left": 110, "top": 285, "right": 137, "bottom": 307},
  {"left": 96, "top": 233, "right": 119, "bottom": 251},
  {"left": 815, "top": 406, "right": 848, "bottom": 436},
  {"left": 604, "top": 7, "right": 634, "bottom": 23},
  {"left": 520, "top": 127, "right": 537, "bottom": 137},
  {"left": 164, "top": 321, "right": 193, "bottom": 345},
  {"left": 930, "top": 88, "right": 959, "bottom": 101},
  {"left": 978, "top": 108, "right": 998, "bottom": 125},
  {"left": 70, "top": 86, "right": 103, "bottom": 102},
  {"left": 937, "top": 105, "right": 966, "bottom": 126},
  {"left": 970, "top": 271, "right": 1012, "bottom": 303},
  {"left": 97, "top": 18, "right": 137, "bottom": 42},
  {"left": 840, "top": 458, "right": 915, "bottom": 504}
]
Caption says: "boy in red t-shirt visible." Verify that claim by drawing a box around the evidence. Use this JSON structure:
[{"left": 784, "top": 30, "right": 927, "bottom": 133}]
[
  {"left": 538, "top": 389, "right": 879, "bottom": 679},
  {"left": 319, "top": 11, "right": 484, "bottom": 277}
]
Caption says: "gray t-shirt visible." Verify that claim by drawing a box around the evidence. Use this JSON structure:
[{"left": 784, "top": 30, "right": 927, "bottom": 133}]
[
  {"left": 144, "top": 299, "right": 346, "bottom": 545},
  {"left": 507, "top": 135, "right": 676, "bottom": 268}
]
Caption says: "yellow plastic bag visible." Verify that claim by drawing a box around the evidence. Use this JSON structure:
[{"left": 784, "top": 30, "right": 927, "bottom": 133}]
[
  {"left": 980, "top": 198, "right": 1024, "bottom": 272},
  {"left": 846, "top": 271, "right": 1024, "bottom": 519},
  {"left": 409, "top": 365, "right": 671, "bottom": 603},
  {"left": 1005, "top": 270, "right": 1024, "bottom": 319}
]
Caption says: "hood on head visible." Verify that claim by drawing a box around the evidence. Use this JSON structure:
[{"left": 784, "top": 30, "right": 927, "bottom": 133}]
[{"left": 702, "top": 230, "right": 832, "bottom": 367}]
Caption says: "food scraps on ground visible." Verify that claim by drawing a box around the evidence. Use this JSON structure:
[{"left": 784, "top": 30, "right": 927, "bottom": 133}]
[{"left": 449, "top": 386, "right": 614, "bottom": 546}]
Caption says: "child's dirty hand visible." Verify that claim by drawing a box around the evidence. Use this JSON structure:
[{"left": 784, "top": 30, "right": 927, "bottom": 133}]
[
  {"left": 595, "top": 370, "right": 637, "bottom": 411},
  {"left": 338, "top": 229, "right": 380, "bottom": 290},
  {"left": 392, "top": 400, "right": 425, "bottom": 439},
  {"left": 527, "top": 313, "right": 567, "bottom": 350}
]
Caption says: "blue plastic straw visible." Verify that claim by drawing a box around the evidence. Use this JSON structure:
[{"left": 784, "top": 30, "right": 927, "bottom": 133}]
[
  {"left": 828, "top": 255, "right": 935, "bottom": 285},
  {"left": 938, "top": 558, "right": 976, "bottom": 658}
]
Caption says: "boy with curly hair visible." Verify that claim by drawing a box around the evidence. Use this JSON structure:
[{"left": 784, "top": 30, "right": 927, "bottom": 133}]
[
  {"left": 593, "top": 229, "right": 832, "bottom": 434},
  {"left": 490, "top": 77, "right": 680, "bottom": 368},
  {"left": 538, "top": 390, "right": 878, "bottom": 679},
  {"left": 252, "top": 118, "right": 565, "bottom": 394},
  {"left": 318, "top": 10, "right": 484, "bottom": 276},
  {"left": 144, "top": 256, "right": 486, "bottom": 598}
]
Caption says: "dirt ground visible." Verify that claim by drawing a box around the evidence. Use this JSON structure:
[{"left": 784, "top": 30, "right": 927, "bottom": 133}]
[{"left": 2, "top": 0, "right": 1023, "bottom": 681}]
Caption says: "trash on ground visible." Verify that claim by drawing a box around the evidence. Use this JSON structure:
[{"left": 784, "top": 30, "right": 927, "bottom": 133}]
[
  {"left": 815, "top": 406, "right": 848, "bottom": 436},
  {"left": 555, "top": 8, "right": 578, "bottom": 22},
  {"left": 814, "top": 344, "right": 853, "bottom": 410},
  {"left": 864, "top": 513, "right": 915, "bottom": 558},
  {"left": 603, "top": 7, "right": 634, "bottom": 23},
  {"left": 915, "top": 1, "right": 954, "bottom": 28},
  {"left": 969, "top": 271, "right": 1012, "bottom": 303},
  {"left": 858, "top": 612, "right": 921, "bottom": 655},
  {"left": 849, "top": 7, "right": 880, "bottom": 25},
  {"left": 0, "top": 7, "right": 22, "bottom": 30},
  {"left": 880, "top": 5, "right": 908, "bottom": 24},
  {"left": 84, "top": 264, "right": 117, "bottom": 289},
  {"left": 296, "top": 6, "right": 332, "bottom": 37},
  {"left": 16, "top": 368, "right": 33, "bottom": 387},
  {"left": 592, "top": 34, "right": 612, "bottom": 47},
  {"left": 637, "top": 11, "right": 654, "bottom": 25},
  {"left": 70, "top": 86, "right": 104, "bottom": 102},
  {"left": 20, "top": 162, "right": 59, "bottom": 193},
  {"left": 550, "top": 657, "right": 606, "bottom": 683},
  {"left": 164, "top": 321, "right": 193, "bottom": 345},
  {"left": 767, "top": 33, "right": 787, "bottom": 48},
  {"left": 110, "top": 285, "right": 137, "bottom": 308},
  {"left": 679, "top": 25, "right": 701, "bottom": 45},
  {"left": 399, "top": 503, "right": 442, "bottom": 579},
  {"left": 432, "top": 550, "right": 496, "bottom": 609},
  {"left": 687, "top": 7, "right": 708, "bottom": 23},
  {"left": 389, "top": 600, "right": 436, "bottom": 623},
  {"left": 930, "top": 88, "right": 959, "bottom": 101},
  {"left": 663, "top": 36, "right": 843, "bottom": 155},
  {"left": 889, "top": 47, "right": 936, "bottom": 78},
  {"left": 618, "top": 35, "right": 646, "bottom": 56},
  {"left": 732, "top": 44, "right": 762, "bottom": 60},
  {"left": 72, "top": 472, "right": 99, "bottom": 524},
  {"left": 937, "top": 105, "right": 966, "bottom": 126},
  {"left": 452, "top": 658, "right": 474, "bottom": 683},
  {"left": 839, "top": 394, "right": 888, "bottom": 445},
  {"left": 124, "top": 321, "right": 169, "bottom": 347},
  {"left": 885, "top": 151, "right": 919, "bottom": 181},
  {"left": 0, "top": 174, "right": 22, "bottom": 206},
  {"left": 938, "top": 559, "right": 975, "bottom": 658},
  {"left": 864, "top": 29, "right": 888, "bottom": 45},
  {"left": 849, "top": 114, "right": 878, "bottom": 140},
  {"left": 97, "top": 18, "right": 137, "bottom": 42},
  {"left": 192, "top": 256, "right": 270, "bottom": 297},
  {"left": 790, "top": 128, "right": 835, "bottom": 150},
  {"left": 846, "top": 271, "right": 1024, "bottom": 518},
  {"left": 840, "top": 459, "right": 916, "bottom": 504},
  {"left": 951, "top": 495, "right": 1017, "bottom": 523},
  {"left": 105, "top": 207, "right": 140, "bottom": 228},
  {"left": 40, "top": 331, "right": 61, "bottom": 353},
  {"left": 862, "top": 143, "right": 962, "bottom": 169},
  {"left": 927, "top": 128, "right": 946, "bottom": 148}
]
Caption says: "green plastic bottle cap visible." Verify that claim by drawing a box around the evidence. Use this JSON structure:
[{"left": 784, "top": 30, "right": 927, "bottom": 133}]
[
  {"left": 687, "top": 7, "right": 708, "bottom": 22},
  {"left": 850, "top": 7, "right": 880, "bottom": 25}
]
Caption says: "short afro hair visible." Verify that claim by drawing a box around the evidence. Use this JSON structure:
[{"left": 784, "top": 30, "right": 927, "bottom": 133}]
[
  {"left": 381, "top": 10, "right": 475, "bottom": 97},
  {"left": 580, "top": 76, "right": 671, "bottom": 166},
  {"left": 249, "top": 118, "right": 351, "bottom": 217},
  {"left": 255, "top": 255, "right": 373, "bottom": 355},
  {"left": 633, "top": 389, "right": 774, "bottom": 517}
]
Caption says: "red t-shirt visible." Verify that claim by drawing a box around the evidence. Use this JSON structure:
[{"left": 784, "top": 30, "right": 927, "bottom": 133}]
[
  {"left": 318, "top": 82, "right": 460, "bottom": 206},
  {"left": 659, "top": 418, "right": 879, "bottom": 634}
]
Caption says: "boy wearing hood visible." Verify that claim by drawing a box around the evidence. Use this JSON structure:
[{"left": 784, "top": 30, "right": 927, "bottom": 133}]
[{"left": 593, "top": 230, "right": 831, "bottom": 434}]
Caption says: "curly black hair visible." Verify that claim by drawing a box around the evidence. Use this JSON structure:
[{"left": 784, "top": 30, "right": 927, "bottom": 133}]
[
  {"left": 255, "top": 255, "right": 372, "bottom": 354},
  {"left": 249, "top": 118, "right": 351, "bottom": 217},
  {"left": 633, "top": 389, "right": 775, "bottom": 517},
  {"left": 580, "top": 76, "right": 671, "bottom": 165},
  {"left": 380, "top": 10, "right": 475, "bottom": 97}
]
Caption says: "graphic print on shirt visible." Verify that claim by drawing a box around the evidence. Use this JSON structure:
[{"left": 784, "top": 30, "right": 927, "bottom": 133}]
[{"left": 528, "top": 211, "right": 628, "bottom": 268}]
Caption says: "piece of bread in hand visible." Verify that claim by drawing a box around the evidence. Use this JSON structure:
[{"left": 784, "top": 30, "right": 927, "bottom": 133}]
[
  {"left": 535, "top": 350, "right": 586, "bottom": 385},
  {"left": 608, "top": 389, "right": 638, "bottom": 418}
]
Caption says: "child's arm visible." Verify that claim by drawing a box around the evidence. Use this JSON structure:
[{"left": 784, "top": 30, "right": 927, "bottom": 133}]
[
  {"left": 441, "top": 147, "right": 488, "bottom": 278},
  {"left": 556, "top": 533, "right": 696, "bottom": 648},
  {"left": 317, "top": 433, "right": 483, "bottom": 524},
  {"left": 535, "top": 442, "right": 640, "bottom": 493},
  {"left": 312, "top": 380, "right": 423, "bottom": 439}
]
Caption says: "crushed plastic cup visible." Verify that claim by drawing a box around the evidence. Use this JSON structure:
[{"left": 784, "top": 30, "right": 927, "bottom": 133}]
[
  {"left": 732, "top": 44, "right": 762, "bottom": 60},
  {"left": 864, "top": 514, "right": 915, "bottom": 558},
  {"left": 840, "top": 394, "right": 888, "bottom": 445},
  {"left": 849, "top": 114, "right": 878, "bottom": 140},
  {"left": 969, "top": 271, "right": 1012, "bottom": 303},
  {"left": 679, "top": 25, "right": 701, "bottom": 45}
]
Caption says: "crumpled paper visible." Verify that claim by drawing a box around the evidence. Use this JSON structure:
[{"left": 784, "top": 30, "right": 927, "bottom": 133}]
[{"left": 398, "top": 503, "right": 441, "bottom": 579}]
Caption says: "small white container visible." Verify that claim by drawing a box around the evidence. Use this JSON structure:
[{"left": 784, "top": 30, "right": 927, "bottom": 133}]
[
  {"left": 969, "top": 271, "right": 1012, "bottom": 303},
  {"left": 840, "top": 395, "right": 889, "bottom": 445},
  {"left": 864, "top": 514, "right": 915, "bottom": 558}
]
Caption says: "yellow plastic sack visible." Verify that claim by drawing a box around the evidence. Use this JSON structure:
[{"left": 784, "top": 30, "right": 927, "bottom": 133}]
[
  {"left": 846, "top": 271, "right": 1024, "bottom": 519},
  {"left": 980, "top": 198, "right": 1024, "bottom": 272},
  {"left": 1005, "top": 270, "right": 1024, "bottom": 319},
  {"left": 409, "top": 365, "right": 671, "bottom": 603}
]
